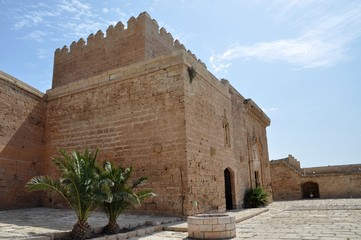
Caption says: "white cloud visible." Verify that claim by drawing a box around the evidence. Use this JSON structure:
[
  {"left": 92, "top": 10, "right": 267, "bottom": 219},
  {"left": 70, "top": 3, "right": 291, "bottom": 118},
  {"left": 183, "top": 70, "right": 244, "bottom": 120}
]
[
  {"left": 57, "top": 0, "right": 92, "bottom": 18},
  {"left": 262, "top": 107, "right": 279, "bottom": 114},
  {"left": 12, "top": 0, "right": 108, "bottom": 42},
  {"left": 14, "top": 14, "right": 43, "bottom": 30},
  {"left": 62, "top": 21, "right": 106, "bottom": 39},
  {"left": 23, "top": 30, "right": 48, "bottom": 42},
  {"left": 36, "top": 48, "right": 48, "bottom": 59},
  {"left": 210, "top": 1, "right": 361, "bottom": 72}
]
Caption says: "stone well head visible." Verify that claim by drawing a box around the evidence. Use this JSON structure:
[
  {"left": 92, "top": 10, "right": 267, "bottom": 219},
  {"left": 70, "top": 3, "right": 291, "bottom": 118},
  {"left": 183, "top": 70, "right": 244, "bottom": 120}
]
[{"left": 187, "top": 213, "right": 236, "bottom": 239}]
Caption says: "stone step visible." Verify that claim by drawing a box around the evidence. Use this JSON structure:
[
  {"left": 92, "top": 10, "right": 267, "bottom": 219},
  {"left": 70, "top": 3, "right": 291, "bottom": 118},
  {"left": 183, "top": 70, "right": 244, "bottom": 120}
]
[{"left": 164, "top": 207, "right": 269, "bottom": 232}]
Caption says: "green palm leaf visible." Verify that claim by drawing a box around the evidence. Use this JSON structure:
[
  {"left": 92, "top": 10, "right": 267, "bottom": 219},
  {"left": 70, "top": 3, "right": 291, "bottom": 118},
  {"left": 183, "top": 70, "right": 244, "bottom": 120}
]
[
  {"left": 26, "top": 148, "right": 101, "bottom": 240},
  {"left": 98, "top": 161, "right": 155, "bottom": 233}
]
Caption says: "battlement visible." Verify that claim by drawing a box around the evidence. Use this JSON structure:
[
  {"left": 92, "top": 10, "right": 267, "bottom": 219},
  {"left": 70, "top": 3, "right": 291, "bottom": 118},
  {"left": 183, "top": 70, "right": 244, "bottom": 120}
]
[{"left": 52, "top": 12, "right": 206, "bottom": 88}]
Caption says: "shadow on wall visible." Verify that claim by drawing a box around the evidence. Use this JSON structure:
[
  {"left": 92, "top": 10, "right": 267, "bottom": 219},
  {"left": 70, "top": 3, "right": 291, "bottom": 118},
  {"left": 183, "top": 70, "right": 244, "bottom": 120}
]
[{"left": 0, "top": 78, "right": 47, "bottom": 209}]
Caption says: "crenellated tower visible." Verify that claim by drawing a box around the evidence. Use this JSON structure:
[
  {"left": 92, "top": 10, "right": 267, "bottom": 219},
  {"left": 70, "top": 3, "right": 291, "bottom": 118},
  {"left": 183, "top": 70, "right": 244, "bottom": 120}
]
[{"left": 52, "top": 12, "right": 187, "bottom": 88}]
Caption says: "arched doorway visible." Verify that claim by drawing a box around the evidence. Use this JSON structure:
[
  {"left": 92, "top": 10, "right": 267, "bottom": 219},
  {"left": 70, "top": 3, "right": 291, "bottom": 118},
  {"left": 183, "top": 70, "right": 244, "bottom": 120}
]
[
  {"left": 224, "top": 168, "right": 233, "bottom": 210},
  {"left": 302, "top": 182, "right": 320, "bottom": 199}
]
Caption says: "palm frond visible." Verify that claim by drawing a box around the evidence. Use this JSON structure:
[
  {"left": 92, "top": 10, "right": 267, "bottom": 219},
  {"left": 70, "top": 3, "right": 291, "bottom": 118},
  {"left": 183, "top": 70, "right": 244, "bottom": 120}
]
[
  {"left": 25, "top": 176, "right": 72, "bottom": 207},
  {"left": 98, "top": 162, "right": 155, "bottom": 224},
  {"left": 132, "top": 177, "right": 147, "bottom": 188}
]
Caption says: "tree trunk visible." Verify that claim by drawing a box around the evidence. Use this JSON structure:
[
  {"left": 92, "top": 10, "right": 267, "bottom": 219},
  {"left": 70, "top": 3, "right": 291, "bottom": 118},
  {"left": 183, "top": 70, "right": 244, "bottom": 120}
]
[
  {"left": 71, "top": 220, "right": 92, "bottom": 240},
  {"left": 103, "top": 220, "right": 121, "bottom": 234}
]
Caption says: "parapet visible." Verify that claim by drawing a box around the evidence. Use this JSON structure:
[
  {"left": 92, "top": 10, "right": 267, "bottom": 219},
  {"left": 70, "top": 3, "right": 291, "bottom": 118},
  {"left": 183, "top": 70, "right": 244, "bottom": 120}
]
[
  {"left": 52, "top": 12, "right": 192, "bottom": 88},
  {"left": 0, "top": 70, "right": 45, "bottom": 98},
  {"left": 244, "top": 99, "right": 271, "bottom": 127}
]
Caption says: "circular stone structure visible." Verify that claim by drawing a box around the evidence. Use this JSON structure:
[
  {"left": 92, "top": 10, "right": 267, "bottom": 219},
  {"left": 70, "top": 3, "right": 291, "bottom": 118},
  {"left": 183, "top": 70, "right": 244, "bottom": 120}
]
[{"left": 187, "top": 214, "right": 236, "bottom": 239}]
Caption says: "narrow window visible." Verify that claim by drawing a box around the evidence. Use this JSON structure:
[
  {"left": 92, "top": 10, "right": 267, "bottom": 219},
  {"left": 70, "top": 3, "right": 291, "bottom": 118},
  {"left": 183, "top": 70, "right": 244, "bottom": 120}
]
[
  {"left": 254, "top": 171, "right": 260, "bottom": 187},
  {"left": 222, "top": 110, "right": 231, "bottom": 148},
  {"left": 224, "top": 123, "right": 230, "bottom": 147}
]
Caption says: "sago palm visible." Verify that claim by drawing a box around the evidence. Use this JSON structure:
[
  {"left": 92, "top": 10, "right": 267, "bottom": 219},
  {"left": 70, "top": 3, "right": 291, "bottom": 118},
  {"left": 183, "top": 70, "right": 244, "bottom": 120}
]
[
  {"left": 26, "top": 149, "right": 102, "bottom": 240},
  {"left": 100, "top": 161, "right": 155, "bottom": 234}
]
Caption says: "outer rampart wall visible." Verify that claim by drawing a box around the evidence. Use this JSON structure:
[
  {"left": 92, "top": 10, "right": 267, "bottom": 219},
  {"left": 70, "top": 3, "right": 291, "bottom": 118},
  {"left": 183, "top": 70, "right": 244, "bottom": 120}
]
[
  {"left": 303, "top": 173, "right": 361, "bottom": 199},
  {"left": 0, "top": 71, "right": 46, "bottom": 209},
  {"left": 271, "top": 156, "right": 361, "bottom": 200}
]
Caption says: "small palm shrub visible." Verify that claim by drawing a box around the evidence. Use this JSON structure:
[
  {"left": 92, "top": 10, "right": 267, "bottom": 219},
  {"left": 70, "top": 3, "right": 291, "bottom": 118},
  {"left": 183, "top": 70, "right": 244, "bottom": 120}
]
[
  {"left": 99, "top": 161, "right": 155, "bottom": 234},
  {"left": 243, "top": 187, "right": 268, "bottom": 208},
  {"left": 26, "top": 149, "right": 101, "bottom": 240}
]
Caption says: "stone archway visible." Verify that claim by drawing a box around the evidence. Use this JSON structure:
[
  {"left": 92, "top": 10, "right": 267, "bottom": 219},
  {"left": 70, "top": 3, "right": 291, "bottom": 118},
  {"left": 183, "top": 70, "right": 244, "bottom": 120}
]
[
  {"left": 224, "top": 168, "right": 233, "bottom": 210},
  {"left": 302, "top": 181, "right": 320, "bottom": 199}
]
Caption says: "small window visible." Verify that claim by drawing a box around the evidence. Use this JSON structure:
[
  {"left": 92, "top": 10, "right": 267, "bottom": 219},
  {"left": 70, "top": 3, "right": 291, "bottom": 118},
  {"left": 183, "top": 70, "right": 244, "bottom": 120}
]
[
  {"left": 224, "top": 122, "right": 230, "bottom": 147},
  {"left": 254, "top": 171, "right": 260, "bottom": 187},
  {"left": 222, "top": 110, "right": 231, "bottom": 148}
]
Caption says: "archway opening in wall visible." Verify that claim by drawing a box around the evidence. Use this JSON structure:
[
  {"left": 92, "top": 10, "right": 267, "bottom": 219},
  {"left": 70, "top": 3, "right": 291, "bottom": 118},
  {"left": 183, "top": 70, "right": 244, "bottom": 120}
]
[
  {"left": 302, "top": 181, "right": 320, "bottom": 199},
  {"left": 224, "top": 168, "right": 233, "bottom": 210}
]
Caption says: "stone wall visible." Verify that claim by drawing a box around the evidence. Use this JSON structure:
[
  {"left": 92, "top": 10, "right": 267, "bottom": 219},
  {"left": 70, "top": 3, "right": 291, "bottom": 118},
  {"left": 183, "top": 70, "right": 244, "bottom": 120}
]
[
  {"left": 44, "top": 48, "right": 273, "bottom": 215},
  {"left": 0, "top": 71, "right": 46, "bottom": 209},
  {"left": 183, "top": 56, "right": 234, "bottom": 214},
  {"left": 302, "top": 174, "right": 361, "bottom": 199},
  {"left": 182, "top": 55, "right": 272, "bottom": 215},
  {"left": 44, "top": 51, "right": 188, "bottom": 215},
  {"left": 270, "top": 160, "right": 302, "bottom": 201},
  {"left": 242, "top": 99, "right": 273, "bottom": 197},
  {"left": 270, "top": 155, "right": 361, "bottom": 200}
]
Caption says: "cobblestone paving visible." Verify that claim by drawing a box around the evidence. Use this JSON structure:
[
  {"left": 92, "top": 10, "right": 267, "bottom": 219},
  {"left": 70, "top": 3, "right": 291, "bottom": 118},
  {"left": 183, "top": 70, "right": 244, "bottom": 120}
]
[{"left": 132, "top": 199, "right": 361, "bottom": 239}]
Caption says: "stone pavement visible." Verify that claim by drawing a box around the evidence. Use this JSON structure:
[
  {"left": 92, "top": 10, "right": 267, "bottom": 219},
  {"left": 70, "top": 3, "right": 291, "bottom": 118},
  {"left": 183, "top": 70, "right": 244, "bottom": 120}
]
[
  {"left": 132, "top": 199, "right": 361, "bottom": 239},
  {"left": 0, "top": 208, "right": 181, "bottom": 239},
  {"left": 1, "top": 199, "right": 361, "bottom": 239}
]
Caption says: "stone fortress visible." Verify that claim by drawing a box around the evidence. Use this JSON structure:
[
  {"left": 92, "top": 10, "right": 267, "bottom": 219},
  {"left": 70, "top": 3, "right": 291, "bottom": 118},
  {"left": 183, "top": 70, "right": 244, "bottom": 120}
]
[
  {"left": 0, "top": 12, "right": 273, "bottom": 216},
  {"left": 0, "top": 12, "right": 360, "bottom": 216}
]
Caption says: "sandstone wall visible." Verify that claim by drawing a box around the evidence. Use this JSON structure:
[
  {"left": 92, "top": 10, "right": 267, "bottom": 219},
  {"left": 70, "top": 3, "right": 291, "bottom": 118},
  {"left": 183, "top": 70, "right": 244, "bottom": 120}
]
[
  {"left": 183, "top": 57, "right": 235, "bottom": 215},
  {"left": 44, "top": 51, "right": 188, "bottom": 215},
  {"left": 271, "top": 157, "right": 361, "bottom": 201},
  {"left": 0, "top": 72, "right": 46, "bottom": 209},
  {"left": 182, "top": 55, "right": 272, "bottom": 215},
  {"left": 304, "top": 164, "right": 361, "bottom": 175},
  {"left": 270, "top": 160, "right": 302, "bottom": 201},
  {"left": 46, "top": 48, "right": 273, "bottom": 215},
  {"left": 302, "top": 173, "right": 361, "bottom": 199},
  {"left": 242, "top": 99, "right": 273, "bottom": 197}
]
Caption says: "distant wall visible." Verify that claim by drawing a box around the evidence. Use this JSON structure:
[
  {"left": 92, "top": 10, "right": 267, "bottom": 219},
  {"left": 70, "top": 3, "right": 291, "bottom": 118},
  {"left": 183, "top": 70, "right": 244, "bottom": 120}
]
[
  {"left": 270, "top": 155, "right": 361, "bottom": 201},
  {"left": 303, "top": 174, "right": 361, "bottom": 199},
  {"left": 0, "top": 72, "right": 46, "bottom": 209}
]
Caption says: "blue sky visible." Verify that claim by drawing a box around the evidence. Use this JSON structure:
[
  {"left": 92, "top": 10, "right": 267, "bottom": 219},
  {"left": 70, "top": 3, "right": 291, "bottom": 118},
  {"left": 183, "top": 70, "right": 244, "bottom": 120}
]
[{"left": 1, "top": 0, "right": 360, "bottom": 167}]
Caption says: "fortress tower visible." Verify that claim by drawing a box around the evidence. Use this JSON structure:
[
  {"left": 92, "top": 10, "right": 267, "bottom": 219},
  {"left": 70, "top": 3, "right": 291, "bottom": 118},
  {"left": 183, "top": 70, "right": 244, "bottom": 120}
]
[
  {"left": 1, "top": 12, "right": 272, "bottom": 215},
  {"left": 52, "top": 12, "right": 187, "bottom": 88}
]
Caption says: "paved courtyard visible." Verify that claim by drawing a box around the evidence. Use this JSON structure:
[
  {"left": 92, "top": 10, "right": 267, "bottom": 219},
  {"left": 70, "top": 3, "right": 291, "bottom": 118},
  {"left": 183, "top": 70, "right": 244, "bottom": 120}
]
[
  {"left": 0, "top": 199, "right": 360, "bottom": 239},
  {"left": 134, "top": 199, "right": 361, "bottom": 240}
]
